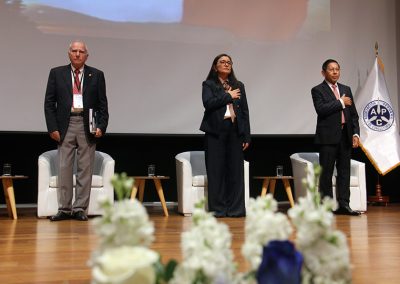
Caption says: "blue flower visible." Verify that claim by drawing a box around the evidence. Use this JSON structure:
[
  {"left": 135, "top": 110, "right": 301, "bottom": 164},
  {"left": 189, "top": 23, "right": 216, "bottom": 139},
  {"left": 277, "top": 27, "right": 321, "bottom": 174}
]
[{"left": 256, "top": 240, "right": 303, "bottom": 284}]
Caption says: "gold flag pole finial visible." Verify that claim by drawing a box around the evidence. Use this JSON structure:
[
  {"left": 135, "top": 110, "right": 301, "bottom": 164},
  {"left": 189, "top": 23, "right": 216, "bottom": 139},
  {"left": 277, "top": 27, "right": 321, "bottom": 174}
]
[{"left": 375, "top": 42, "right": 384, "bottom": 72}]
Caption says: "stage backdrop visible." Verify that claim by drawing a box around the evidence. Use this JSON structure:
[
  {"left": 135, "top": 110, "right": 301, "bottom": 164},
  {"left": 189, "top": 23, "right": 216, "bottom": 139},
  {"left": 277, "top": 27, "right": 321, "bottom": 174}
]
[{"left": 0, "top": 0, "right": 398, "bottom": 134}]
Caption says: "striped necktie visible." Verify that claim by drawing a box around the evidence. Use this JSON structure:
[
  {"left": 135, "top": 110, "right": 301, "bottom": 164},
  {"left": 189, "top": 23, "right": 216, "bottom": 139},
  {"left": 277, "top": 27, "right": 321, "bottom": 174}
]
[{"left": 73, "top": 69, "right": 81, "bottom": 94}]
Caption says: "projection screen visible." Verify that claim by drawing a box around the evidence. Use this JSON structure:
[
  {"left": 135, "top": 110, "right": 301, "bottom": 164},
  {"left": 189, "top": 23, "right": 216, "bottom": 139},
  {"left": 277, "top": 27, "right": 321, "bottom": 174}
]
[{"left": 0, "top": 0, "right": 397, "bottom": 134}]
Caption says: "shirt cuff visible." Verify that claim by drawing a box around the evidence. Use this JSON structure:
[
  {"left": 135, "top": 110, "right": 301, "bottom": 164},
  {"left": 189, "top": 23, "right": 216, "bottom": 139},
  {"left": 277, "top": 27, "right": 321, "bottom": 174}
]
[{"left": 339, "top": 98, "right": 345, "bottom": 109}]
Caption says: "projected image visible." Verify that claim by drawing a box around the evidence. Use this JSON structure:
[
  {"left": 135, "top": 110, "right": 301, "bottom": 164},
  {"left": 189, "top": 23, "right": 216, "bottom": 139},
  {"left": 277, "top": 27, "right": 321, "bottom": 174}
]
[
  {"left": 182, "top": 0, "right": 329, "bottom": 41},
  {"left": 1, "top": 0, "right": 340, "bottom": 134},
  {"left": 11, "top": 0, "right": 329, "bottom": 43},
  {"left": 18, "top": 0, "right": 184, "bottom": 23}
]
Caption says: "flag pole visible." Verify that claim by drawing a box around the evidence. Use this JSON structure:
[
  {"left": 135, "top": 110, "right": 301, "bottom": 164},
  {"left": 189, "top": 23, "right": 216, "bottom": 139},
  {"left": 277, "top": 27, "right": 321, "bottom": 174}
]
[
  {"left": 367, "top": 173, "right": 389, "bottom": 206},
  {"left": 366, "top": 42, "right": 389, "bottom": 206}
]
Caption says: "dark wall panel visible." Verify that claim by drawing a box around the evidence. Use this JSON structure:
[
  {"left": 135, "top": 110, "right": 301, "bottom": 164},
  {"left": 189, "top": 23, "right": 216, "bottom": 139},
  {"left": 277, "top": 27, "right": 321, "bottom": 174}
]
[{"left": 0, "top": 132, "right": 399, "bottom": 207}]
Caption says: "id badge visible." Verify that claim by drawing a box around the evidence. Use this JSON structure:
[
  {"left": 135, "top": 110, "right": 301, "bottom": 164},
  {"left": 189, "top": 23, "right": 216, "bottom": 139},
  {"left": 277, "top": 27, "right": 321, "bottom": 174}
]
[{"left": 73, "top": 94, "right": 83, "bottom": 109}]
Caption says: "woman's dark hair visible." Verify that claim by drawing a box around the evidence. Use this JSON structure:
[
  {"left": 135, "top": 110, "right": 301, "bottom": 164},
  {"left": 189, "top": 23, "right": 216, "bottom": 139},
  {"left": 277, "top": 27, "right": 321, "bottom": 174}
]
[{"left": 206, "top": 53, "right": 239, "bottom": 88}]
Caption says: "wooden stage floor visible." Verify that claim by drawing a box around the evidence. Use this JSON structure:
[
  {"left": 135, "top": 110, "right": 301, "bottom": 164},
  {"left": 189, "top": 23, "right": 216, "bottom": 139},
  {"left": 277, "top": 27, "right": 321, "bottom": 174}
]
[{"left": 1, "top": 203, "right": 400, "bottom": 283}]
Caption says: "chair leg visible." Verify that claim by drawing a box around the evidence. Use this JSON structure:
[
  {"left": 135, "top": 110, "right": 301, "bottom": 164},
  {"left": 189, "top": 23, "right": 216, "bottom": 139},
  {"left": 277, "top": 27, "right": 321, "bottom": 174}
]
[
  {"left": 153, "top": 179, "right": 169, "bottom": 217},
  {"left": 261, "top": 178, "right": 270, "bottom": 196},
  {"left": 269, "top": 179, "right": 276, "bottom": 196},
  {"left": 283, "top": 179, "right": 295, "bottom": 207},
  {"left": 138, "top": 180, "right": 145, "bottom": 202}
]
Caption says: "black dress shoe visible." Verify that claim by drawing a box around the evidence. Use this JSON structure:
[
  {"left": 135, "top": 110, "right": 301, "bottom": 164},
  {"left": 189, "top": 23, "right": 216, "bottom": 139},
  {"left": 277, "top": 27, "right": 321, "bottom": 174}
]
[
  {"left": 227, "top": 213, "right": 246, "bottom": 218},
  {"left": 213, "top": 212, "right": 226, "bottom": 218},
  {"left": 50, "top": 211, "right": 71, "bottom": 221},
  {"left": 334, "top": 205, "right": 361, "bottom": 216},
  {"left": 72, "top": 211, "right": 88, "bottom": 221}
]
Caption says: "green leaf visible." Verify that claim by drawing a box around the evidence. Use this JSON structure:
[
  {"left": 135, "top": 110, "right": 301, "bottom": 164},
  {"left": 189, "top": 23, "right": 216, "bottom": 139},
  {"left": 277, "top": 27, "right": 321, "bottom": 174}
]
[
  {"left": 154, "top": 259, "right": 178, "bottom": 284},
  {"left": 163, "top": 259, "right": 178, "bottom": 281},
  {"left": 111, "top": 172, "right": 134, "bottom": 201}
]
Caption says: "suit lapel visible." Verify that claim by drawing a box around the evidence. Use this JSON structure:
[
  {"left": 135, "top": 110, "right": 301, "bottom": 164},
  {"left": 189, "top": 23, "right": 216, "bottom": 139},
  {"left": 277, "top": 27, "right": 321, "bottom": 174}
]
[
  {"left": 337, "top": 83, "right": 345, "bottom": 96},
  {"left": 322, "top": 81, "right": 336, "bottom": 100},
  {"left": 63, "top": 65, "right": 72, "bottom": 95},
  {"left": 325, "top": 81, "right": 349, "bottom": 121},
  {"left": 83, "top": 65, "right": 92, "bottom": 95}
]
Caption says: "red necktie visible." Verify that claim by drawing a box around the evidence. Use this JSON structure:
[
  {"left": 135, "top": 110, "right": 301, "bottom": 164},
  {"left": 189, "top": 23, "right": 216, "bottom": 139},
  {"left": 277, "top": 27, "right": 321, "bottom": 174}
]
[
  {"left": 223, "top": 81, "right": 236, "bottom": 122},
  {"left": 332, "top": 85, "right": 345, "bottom": 125},
  {"left": 73, "top": 69, "right": 81, "bottom": 94}
]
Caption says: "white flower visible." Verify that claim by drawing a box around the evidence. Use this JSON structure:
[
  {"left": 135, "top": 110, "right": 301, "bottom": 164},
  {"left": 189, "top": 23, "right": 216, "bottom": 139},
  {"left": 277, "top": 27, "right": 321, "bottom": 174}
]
[
  {"left": 287, "top": 166, "right": 352, "bottom": 284},
  {"left": 242, "top": 195, "right": 292, "bottom": 269},
  {"left": 91, "top": 246, "right": 158, "bottom": 284},
  {"left": 170, "top": 207, "right": 238, "bottom": 284},
  {"left": 96, "top": 194, "right": 110, "bottom": 206},
  {"left": 300, "top": 230, "right": 351, "bottom": 284},
  {"left": 93, "top": 199, "right": 154, "bottom": 249},
  {"left": 89, "top": 164, "right": 352, "bottom": 284},
  {"left": 289, "top": 197, "right": 334, "bottom": 248}
]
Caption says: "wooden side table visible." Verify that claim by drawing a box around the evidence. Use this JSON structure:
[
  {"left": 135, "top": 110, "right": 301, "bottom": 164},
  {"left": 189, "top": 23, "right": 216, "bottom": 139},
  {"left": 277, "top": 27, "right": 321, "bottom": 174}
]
[
  {"left": 253, "top": 176, "right": 295, "bottom": 207},
  {"left": 1, "top": 175, "right": 28, "bottom": 219},
  {"left": 130, "top": 176, "right": 170, "bottom": 217}
]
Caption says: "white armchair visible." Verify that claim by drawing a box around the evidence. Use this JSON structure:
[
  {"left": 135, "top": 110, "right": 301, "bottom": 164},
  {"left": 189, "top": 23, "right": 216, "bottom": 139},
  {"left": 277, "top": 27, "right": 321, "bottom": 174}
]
[
  {"left": 37, "top": 150, "right": 115, "bottom": 217},
  {"left": 290, "top": 152, "right": 367, "bottom": 212},
  {"left": 175, "top": 151, "right": 250, "bottom": 216}
]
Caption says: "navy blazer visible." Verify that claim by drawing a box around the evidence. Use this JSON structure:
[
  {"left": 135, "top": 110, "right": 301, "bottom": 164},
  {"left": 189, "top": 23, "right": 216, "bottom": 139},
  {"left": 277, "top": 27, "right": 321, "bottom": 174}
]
[
  {"left": 200, "top": 79, "right": 251, "bottom": 143},
  {"left": 44, "top": 64, "right": 109, "bottom": 144},
  {"left": 311, "top": 81, "right": 359, "bottom": 145}
]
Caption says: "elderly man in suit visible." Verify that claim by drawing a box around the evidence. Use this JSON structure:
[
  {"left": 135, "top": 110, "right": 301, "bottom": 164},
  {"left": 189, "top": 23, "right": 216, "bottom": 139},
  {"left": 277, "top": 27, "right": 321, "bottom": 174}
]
[
  {"left": 311, "top": 59, "right": 360, "bottom": 216},
  {"left": 44, "top": 41, "right": 109, "bottom": 221}
]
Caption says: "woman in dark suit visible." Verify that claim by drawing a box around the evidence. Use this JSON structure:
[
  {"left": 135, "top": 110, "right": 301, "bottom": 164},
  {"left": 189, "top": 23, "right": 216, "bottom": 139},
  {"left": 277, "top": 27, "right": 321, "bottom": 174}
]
[{"left": 200, "top": 54, "right": 251, "bottom": 217}]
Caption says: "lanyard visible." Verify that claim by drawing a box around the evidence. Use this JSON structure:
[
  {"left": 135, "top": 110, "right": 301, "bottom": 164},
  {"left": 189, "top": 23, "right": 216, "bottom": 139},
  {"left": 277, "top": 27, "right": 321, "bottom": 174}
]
[{"left": 71, "top": 69, "right": 83, "bottom": 92}]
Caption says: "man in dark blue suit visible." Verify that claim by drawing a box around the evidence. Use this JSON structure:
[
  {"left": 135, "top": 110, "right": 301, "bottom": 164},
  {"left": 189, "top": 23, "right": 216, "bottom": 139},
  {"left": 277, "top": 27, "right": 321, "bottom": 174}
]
[
  {"left": 311, "top": 59, "right": 360, "bottom": 216},
  {"left": 44, "top": 41, "right": 109, "bottom": 221}
]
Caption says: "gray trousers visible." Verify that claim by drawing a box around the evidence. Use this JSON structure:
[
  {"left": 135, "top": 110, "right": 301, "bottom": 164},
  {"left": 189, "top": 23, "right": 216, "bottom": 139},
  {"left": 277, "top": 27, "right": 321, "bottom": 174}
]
[{"left": 58, "top": 116, "right": 96, "bottom": 213}]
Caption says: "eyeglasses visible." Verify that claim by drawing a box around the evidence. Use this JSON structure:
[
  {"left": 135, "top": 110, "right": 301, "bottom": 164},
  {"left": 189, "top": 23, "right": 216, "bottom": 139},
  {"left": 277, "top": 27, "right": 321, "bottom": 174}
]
[{"left": 218, "top": 60, "right": 233, "bottom": 66}]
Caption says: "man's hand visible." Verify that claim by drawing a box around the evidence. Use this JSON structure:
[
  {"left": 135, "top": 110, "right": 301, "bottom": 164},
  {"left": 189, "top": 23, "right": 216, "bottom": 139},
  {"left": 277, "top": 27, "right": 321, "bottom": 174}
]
[
  {"left": 242, "top": 142, "right": 250, "bottom": 151},
  {"left": 49, "top": 131, "right": 60, "bottom": 142},
  {"left": 341, "top": 94, "right": 352, "bottom": 106},
  {"left": 352, "top": 136, "right": 360, "bottom": 148},
  {"left": 95, "top": 128, "right": 103, "bottom": 138}
]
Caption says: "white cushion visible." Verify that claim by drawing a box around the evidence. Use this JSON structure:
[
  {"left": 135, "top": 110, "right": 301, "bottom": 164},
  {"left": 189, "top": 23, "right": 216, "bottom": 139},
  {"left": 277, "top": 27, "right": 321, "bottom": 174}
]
[
  {"left": 38, "top": 150, "right": 115, "bottom": 217},
  {"left": 290, "top": 152, "right": 367, "bottom": 212},
  {"left": 49, "top": 175, "right": 103, "bottom": 188},
  {"left": 192, "top": 175, "right": 207, "bottom": 187}
]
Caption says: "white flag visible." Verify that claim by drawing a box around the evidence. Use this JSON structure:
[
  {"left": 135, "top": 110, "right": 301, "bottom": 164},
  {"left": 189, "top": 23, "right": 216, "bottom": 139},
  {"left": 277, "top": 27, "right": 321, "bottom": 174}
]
[{"left": 356, "top": 57, "right": 400, "bottom": 175}]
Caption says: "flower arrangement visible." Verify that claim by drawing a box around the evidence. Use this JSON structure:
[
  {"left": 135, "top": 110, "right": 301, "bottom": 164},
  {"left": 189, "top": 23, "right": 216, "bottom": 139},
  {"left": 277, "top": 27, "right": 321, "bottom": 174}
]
[
  {"left": 169, "top": 201, "right": 238, "bottom": 284},
  {"left": 91, "top": 246, "right": 159, "bottom": 284},
  {"left": 288, "top": 166, "right": 352, "bottom": 284},
  {"left": 90, "top": 166, "right": 352, "bottom": 284},
  {"left": 89, "top": 173, "right": 161, "bottom": 284},
  {"left": 92, "top": 173, "right": 155, "bottom": 250},
  {"left": 242, "top": 194, "right": 293, "bottom": 270}
]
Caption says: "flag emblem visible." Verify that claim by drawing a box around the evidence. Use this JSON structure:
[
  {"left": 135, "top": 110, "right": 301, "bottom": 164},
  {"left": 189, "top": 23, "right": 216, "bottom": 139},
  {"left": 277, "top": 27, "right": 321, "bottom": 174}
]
[
  {"left": 362, "top": 100, "right": 394, "bottom": 132},
  {"left": 356, "top": 56, "right": 400, "bottom": 175}
]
